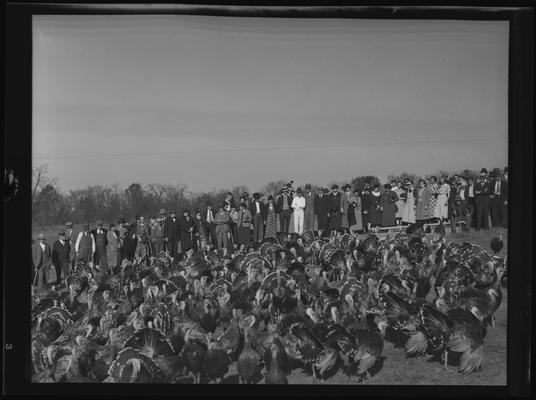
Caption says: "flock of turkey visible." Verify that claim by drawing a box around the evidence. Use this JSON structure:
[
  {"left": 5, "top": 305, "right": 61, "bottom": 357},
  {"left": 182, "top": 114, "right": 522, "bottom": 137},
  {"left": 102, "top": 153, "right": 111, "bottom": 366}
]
[{"left": 31, "top": 224, "right": 507, "bottom": 384}]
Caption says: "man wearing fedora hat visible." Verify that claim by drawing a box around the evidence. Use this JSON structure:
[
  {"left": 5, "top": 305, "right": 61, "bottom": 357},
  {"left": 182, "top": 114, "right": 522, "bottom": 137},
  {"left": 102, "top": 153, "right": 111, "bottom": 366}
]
[
  {"left": 164, "top": 210, "right": 180, "bottom": 259},
  {"left": 52, "top": 231, "right": 71, "bottom": 286},
  {"left": 303, "top": 184, "right": 315, "bottom": 232},
  {"left": 276, "top": 187, "right": 293, "bottom": 233},
  {"left": 314, "top": 187, "right": 330, "bottom": 234},
  {"left": 151, "top": 212, "right": 166, "bottom": 255},
  {"left": 64, "top": 221, "right": 76, "bottom": 270},
  {"left": 178, "top": 208, "right": 195, "bottom": 255},
  {"left": 91, "top": 220, "right": 108, "bottom": 271},
  {"left": 202, "top": 202, "right": 218, "bottom": 248},
  {"left": 75, "top": 223, "right": 96, "bottom": 264},
  {"left": 32, "top": 233, "right": 52, "bottom": 289},
  {"left": 490, "top": 167, "right": 508, "bottom": 228},
  {"left": 250, "top": 193, "right": 266, "bottom": 241},
  {"left": 473, "top": 168, "right": 492, "bottom": 231}
]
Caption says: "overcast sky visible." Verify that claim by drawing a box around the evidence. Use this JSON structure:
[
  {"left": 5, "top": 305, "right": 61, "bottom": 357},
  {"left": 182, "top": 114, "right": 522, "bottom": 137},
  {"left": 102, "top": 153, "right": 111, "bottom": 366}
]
[{"left": 33, "top": 16, "right": 508, "bottom": 193}]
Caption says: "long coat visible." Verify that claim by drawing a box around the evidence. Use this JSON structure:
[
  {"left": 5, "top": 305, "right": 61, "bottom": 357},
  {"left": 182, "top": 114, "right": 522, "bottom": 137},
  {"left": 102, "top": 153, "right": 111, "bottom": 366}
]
[
  {"left": 328, "top": 192, "right": 342, "bottom": 230},
  {"left": 52, "top": 240, "right": 71, "bottom": 277},
  {"left": 91, "top": 228, "right": 108, "bottom": 268},
  {"left": 237, "top": 208, "right": 253, "bottom": 245},
  {"left": 32, "top": 242, "right": 51, "bottom": 288},
  {"left": 415, "top": 187, "right": 431, "bottom": 221},
  {"left": 341, "top": 192, "right": 352, "bottom": 229},
  {"left": 350, "top": 196, "right": 363, "bottom": 231},
  {"left": 178, "top": 215, "right": 195, "bottom": 252},
  {"left": 381, "top": 189, "right": 399, "bottom": 227},
  {"left": 106, "top": 230, "right": 121, "bottom": 268},
  {"left": 369, "top": 192, "right": 383, "bottom": 226}
]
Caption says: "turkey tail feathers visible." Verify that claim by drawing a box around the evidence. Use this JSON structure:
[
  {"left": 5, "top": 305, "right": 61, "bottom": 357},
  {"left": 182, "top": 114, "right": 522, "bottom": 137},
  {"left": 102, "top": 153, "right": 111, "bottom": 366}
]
[
  {"left": 405, "top": 331, "right": 428, "bottom": 357},
  {"left": 459, "top": 345, "right": 483, "bottom": 374}
]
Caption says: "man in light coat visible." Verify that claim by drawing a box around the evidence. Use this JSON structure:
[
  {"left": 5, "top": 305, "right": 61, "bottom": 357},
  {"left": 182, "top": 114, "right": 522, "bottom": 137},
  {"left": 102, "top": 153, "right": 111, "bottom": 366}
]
[
  {"left": 75, "top": 223, "right": 96, "bottom": 264},
  {"left": 292, "top": 187, "right": 306, "bottom": 235}
]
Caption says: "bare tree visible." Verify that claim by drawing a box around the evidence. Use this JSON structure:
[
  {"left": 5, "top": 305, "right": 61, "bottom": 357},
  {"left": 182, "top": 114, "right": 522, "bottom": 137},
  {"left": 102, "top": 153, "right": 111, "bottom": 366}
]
[{"left": 32, "top": 164, "right": 57, "bottom": 200}]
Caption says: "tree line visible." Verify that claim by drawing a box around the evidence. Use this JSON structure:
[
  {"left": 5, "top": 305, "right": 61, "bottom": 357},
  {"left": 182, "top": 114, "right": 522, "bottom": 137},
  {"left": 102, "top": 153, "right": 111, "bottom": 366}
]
[{"left": 32, "top": 163, "right": 479, "bottom": 229}]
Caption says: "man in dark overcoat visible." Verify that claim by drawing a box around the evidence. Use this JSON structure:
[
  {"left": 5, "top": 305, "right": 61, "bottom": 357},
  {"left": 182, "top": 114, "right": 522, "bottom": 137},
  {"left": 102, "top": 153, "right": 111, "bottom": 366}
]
[
  {"left": 32, "top": 233, "right": 52, "bottom": 290},
  {"left": 52, "top": 231, "right": 71, "bottom": 286},
  {"left": 164, "top": 210, "right": 181, "bottom": 259},
  {"left": 473, "top": 168, "right": 492, "bottom": 231}
]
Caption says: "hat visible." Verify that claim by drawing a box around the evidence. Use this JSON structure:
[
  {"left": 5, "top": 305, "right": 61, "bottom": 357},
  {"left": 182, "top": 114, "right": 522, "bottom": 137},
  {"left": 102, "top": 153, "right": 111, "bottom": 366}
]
[
  {"left": 342, "top": 184, "right": 351, "bottom": 191},
  {"left": 267, "top": 195, "right": 274, "bottom": 201},
  {"left": 182, "top": 208, "right": 190, "bottom": 214},
  {"left": 305, "top": 184, "right": 311, "bottom": 190},
  {"left": 206, "top": 201, "right": 212, "bottom": 207},
  {"left": 504, "top": 167, "right": 508, "bottom": 173},
  {"left": 159, "top": 208, "right": 167, "bottom": 215},
  {"left": 323, "top": 188, "right": 329, "bottom": 193},
  {"left": 331, "top": 184, "right": 339, "bottom": 190},
  {"left": 96, "top": 220, "right": 103, "bottom": 226},
  {"left": 480, "top": 168, "right": 488, "bottom": 175},
  {"left": 38, "top": 233, "right": 46, "bottom": 240},
  {"left": 57, "top": 231, "right": 65, "bottom": 236},
  {"left": 253, "top": 193, "right": 261, "bottom": 200},
  {"left": 242, "top": 192, "right": 249, "bottom": 197},
  {"left": 109, "top": 223, "right": 116, "bottom": 229},
  {"left": 83, "top": 223, "right": 90, "bottom": 229},
  {"left": 65, "top": 221, "right": 73, "bottom": 228},
  {"left": 492, "top": 168, "right": 501, "bottom": 177},
  {"left": 170, "top": 210, "right": 177, "bottom": 215},
  {"left": 296, "top": 187, "right": 303, "bottom": 194}
]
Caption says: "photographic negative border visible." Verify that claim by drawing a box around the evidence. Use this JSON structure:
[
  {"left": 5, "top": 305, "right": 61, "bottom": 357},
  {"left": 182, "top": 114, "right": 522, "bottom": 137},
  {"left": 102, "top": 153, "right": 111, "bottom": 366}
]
[{"left": 3, "top": 1, "right": 533, "bottom": 397}]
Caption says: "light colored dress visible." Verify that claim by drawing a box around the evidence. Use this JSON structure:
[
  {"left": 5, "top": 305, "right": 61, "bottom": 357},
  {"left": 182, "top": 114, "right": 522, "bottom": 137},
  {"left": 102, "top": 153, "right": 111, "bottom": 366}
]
[
  {"left": 428, "top": 183, "right": 439, "bottom": 216},
  {"left": 393, "top": 188, "right": 406, "bottom": 219},
  {"left": 434, "top": 183, "right": 451, "bottom": 219},
  {"left": 402, "top": 189, "right": 416, "bottom": 224}
]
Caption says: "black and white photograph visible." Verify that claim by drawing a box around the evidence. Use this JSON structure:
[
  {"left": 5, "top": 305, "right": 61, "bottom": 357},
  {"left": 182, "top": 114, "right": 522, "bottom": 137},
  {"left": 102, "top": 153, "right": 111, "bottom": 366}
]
[{"left": 7, "top": 4, "right": 529, "bottom": 392}]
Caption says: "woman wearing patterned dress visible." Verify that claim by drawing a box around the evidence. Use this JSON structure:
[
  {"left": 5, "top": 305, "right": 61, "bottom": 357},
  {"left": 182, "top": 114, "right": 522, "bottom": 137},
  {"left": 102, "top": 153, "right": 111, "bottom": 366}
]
[
  {"left": 264, "top": 195, "right": 277, "bottom": 239},
  {"left": 415, "top": 179, "right": 430, "bottom": 222},
  {"left": 402, "top": 181, "right": 416, "bottom": 225},
  {"left": 434, "top": 176, "right": 451, "bottom": 222},
  {"left": 428, "top": 176, "right": 439, "bottom": 223}
]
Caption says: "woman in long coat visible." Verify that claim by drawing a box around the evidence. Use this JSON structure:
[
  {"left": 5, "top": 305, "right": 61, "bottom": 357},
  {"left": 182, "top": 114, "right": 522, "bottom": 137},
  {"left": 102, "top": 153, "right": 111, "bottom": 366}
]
[
  {"left": 402, "top": 182, "right": 416, "bottom": 225},
  {"left": 327, "top": 186, "right": 342, "bottom": 233},
  {"left": 361, "top": 186, "right": 372, "bottom": 232},
  {"left": 415, "top": 179, "right": 431, "bottom": 222},
  {"left": 237, "top": 203, "right": 252, "bottom": 245},
  {"left": 381, "top": 184, "right": 399, "bottom": 227},
  {"left": 122, "top": 223, "right": 137, "bottom": 261},
  {"left": 106, "top": 223, "right": 120, "bottom": 275},
  {"left": 341, "top": 185, "right": 352, "bottom": 231},
  {"left": 264, "top": 196, "right": 277, "bottom": 239},
  {"left": 369, "top": 184, "right": 383, "bottom": 227}
]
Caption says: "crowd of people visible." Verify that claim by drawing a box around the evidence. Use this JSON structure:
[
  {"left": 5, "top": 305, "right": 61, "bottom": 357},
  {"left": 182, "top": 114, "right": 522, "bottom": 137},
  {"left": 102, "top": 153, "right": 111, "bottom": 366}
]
[{"left": 32, "top": 167, "right": 508, "bottom": 290}]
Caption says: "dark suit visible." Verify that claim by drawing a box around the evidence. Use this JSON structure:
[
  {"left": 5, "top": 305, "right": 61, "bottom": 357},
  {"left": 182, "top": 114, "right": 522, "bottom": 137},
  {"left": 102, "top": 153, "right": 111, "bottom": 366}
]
[
  {"left": 328, "top": 192, "right": 342, "bottom": 231},
  {"left": 250, "top": 200, "right": 267, "bottom": 241},
  {"left": 52, "top": 240, "right": 71, "bottom": 284},
  {"left": 32, "top": 242, "right": 51, "bottom": 288},
  {"left": 91, "top": 228, "right": 108, "bottom": 269},
  {"left": 473, "top": 179, "right": 492, "bottom": 230},
  {"left": 202, "top": 208, "right": 218, "bottom": 247},
  {"left": 178, "top": 215, "right": 195, "bottom": 253},
  {"left": 490, "top": 178, "right": 508, "bottom": 228},
  {"left": 164, "top": 216, "right": 181, "bottom": 258},
  {"left": 276, "top": 194, "right": 293, "bottom": 233},
  {"left": 314, "top": 194, "right": 330, "bottom": 231}
]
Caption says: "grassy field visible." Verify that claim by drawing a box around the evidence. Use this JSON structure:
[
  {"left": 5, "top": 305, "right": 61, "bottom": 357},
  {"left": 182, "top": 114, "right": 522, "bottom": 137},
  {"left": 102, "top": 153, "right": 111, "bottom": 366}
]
[{"left": 33, "top": 223, "right": 507, "bottom": 385}]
